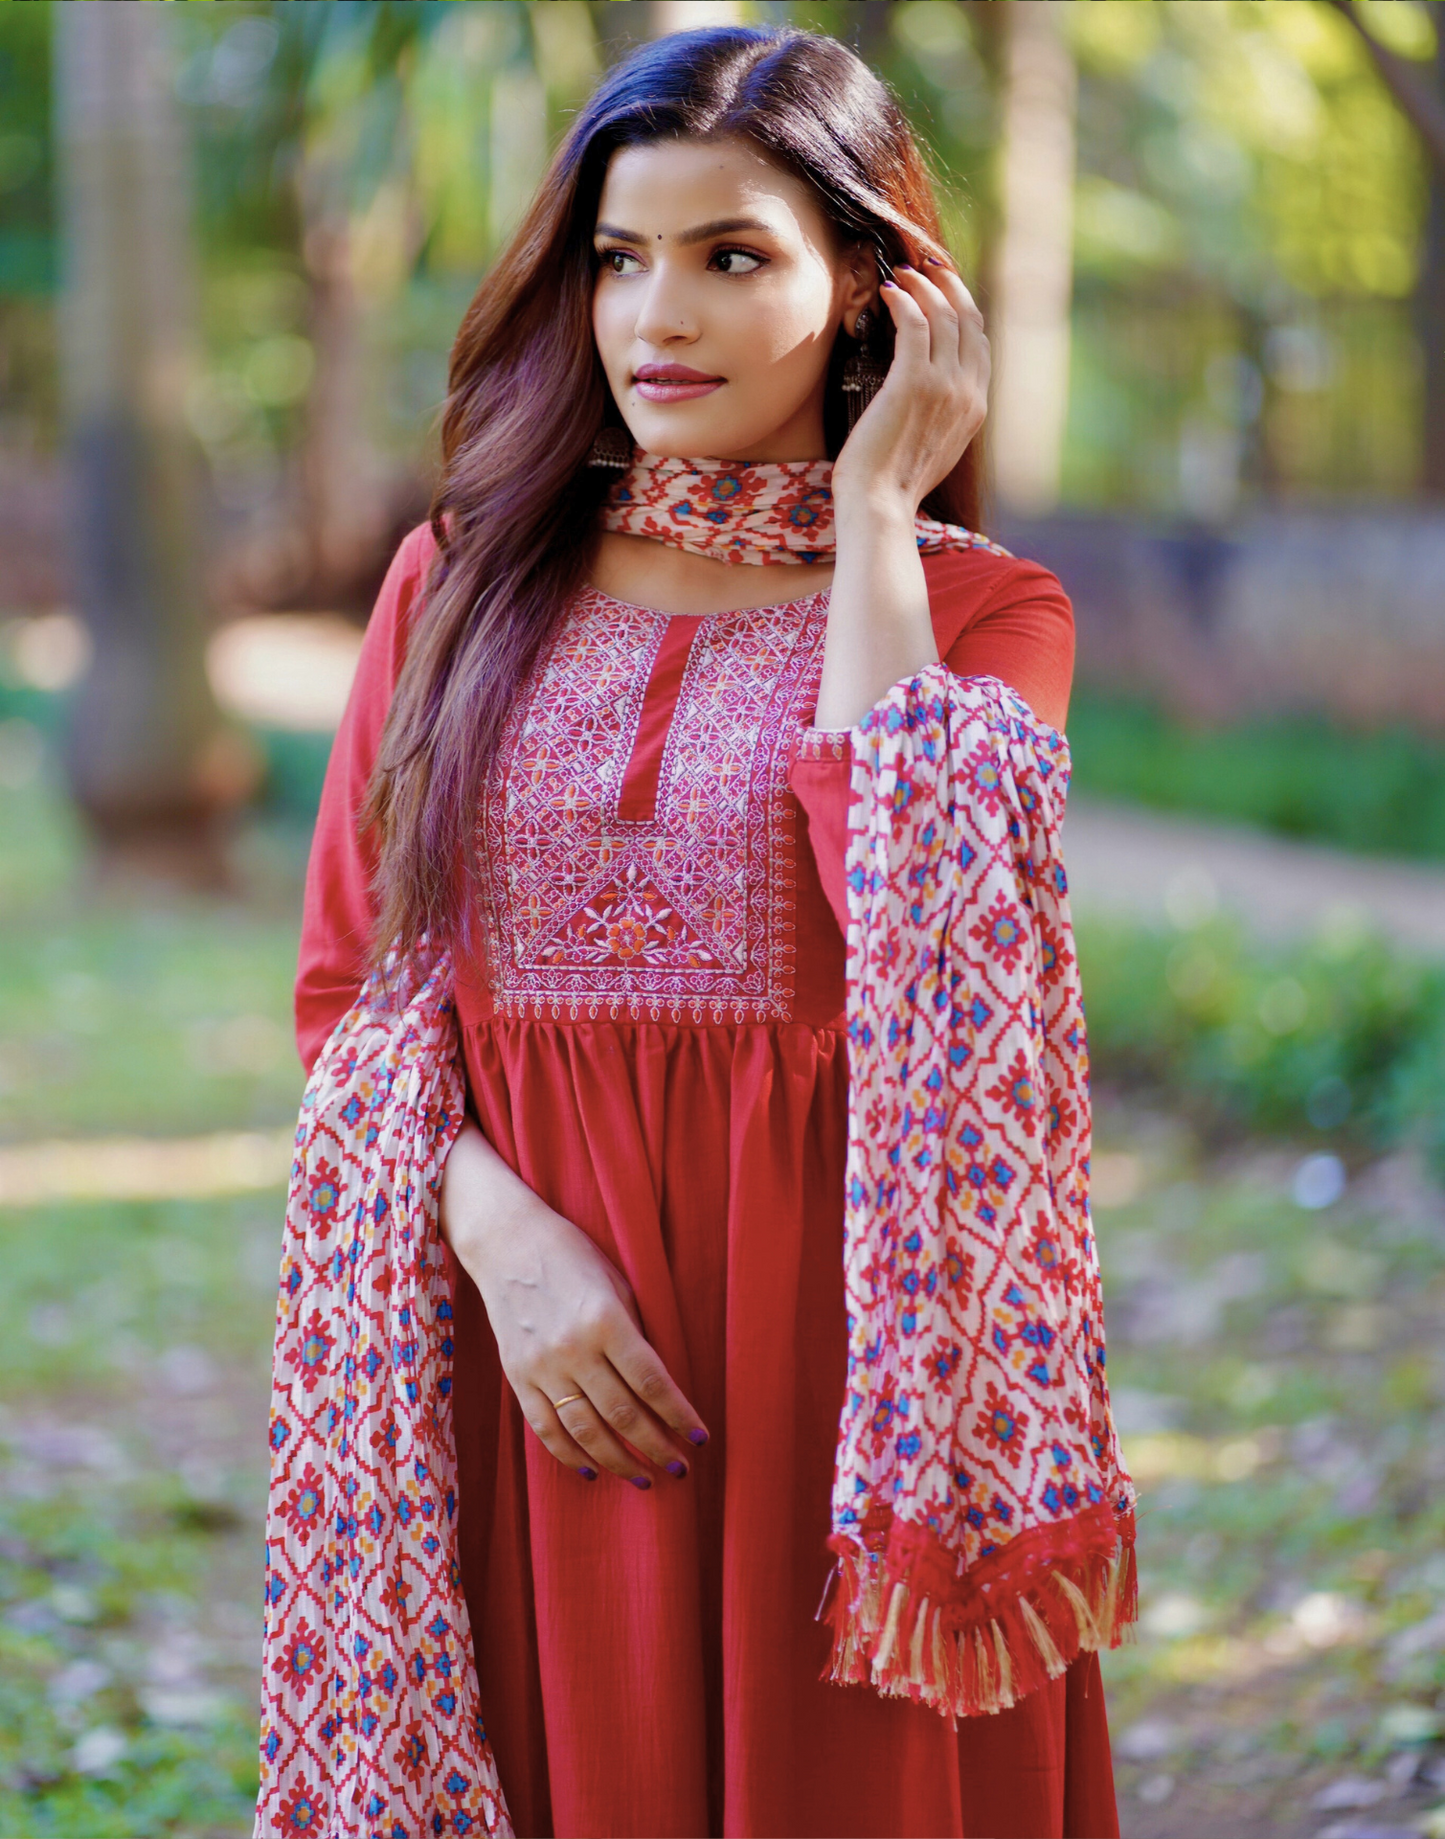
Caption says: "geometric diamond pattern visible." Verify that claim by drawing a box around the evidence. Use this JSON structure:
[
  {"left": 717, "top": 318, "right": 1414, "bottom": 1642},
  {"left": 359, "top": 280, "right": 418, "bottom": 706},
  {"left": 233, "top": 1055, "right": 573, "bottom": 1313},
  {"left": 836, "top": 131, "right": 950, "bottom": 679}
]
[
  {"left": 478, "top": 587, "right": 830, "bottom": 1025},
  {"left": 826, "top": 669, "right": 1135, "bottom": 1718},
  {"left": 256, "top": 952, "right": 511, "bottom": 1837}
]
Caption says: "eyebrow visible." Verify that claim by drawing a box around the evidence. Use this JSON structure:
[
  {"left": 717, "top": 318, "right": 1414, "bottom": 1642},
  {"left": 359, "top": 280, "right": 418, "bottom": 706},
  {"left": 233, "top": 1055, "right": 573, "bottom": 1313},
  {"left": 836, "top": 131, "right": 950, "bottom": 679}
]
[{"left": 594, "top": 216, "right": 777, "bottom": 247}]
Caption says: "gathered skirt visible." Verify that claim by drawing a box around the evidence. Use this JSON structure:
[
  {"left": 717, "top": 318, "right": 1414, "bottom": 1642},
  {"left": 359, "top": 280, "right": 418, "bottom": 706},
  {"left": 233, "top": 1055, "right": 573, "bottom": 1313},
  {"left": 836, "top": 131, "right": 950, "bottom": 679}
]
[{"left": 447, "top": 1017, "right": 1119, "bottom": 1839}]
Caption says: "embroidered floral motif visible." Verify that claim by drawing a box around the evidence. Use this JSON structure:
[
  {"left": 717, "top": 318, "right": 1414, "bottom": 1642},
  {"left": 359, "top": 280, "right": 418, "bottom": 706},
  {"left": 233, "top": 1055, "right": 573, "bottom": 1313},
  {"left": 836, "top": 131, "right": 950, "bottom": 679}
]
[{"left": 479, "top": 588, "right": 830, "bottom": 1023}]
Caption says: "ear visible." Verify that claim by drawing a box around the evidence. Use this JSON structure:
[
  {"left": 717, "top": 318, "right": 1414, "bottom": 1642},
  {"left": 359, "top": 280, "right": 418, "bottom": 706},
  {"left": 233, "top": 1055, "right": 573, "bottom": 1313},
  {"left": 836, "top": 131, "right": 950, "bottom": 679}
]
[{"left": 837, "top": 242, "right": 878, "bottom": 336}]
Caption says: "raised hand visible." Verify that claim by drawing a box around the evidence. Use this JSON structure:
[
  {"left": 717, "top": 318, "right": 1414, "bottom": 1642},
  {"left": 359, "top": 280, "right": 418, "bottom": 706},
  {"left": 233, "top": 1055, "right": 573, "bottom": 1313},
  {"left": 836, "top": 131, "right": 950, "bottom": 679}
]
[{"left": 831, "top": 260, "right": 990, "bottom": 516}]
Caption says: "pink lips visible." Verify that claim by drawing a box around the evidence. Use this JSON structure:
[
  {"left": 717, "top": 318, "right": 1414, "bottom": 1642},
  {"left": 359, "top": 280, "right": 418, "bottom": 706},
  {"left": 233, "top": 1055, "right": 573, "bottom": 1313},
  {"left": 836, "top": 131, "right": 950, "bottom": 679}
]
[{"left": 634, "top": 362, "right": 723, "bottom": 403}]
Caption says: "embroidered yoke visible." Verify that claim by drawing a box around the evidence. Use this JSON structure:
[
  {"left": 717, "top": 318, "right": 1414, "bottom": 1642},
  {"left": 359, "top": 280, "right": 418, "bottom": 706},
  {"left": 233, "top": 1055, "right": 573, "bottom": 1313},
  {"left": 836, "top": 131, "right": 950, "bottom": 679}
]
[{"left": 273, "top": 523, "right": 1129, "bottom": 1839}]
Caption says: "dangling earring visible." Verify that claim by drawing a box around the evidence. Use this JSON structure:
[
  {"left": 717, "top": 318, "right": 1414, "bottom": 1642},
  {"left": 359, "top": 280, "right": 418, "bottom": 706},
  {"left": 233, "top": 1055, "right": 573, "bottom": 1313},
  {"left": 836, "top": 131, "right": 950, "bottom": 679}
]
[
  {"left": 587, "top": 425, "right": 633, "bottom": 470},
  {"left": 841, "top": 306, "right": 887, "bottom": 433}
]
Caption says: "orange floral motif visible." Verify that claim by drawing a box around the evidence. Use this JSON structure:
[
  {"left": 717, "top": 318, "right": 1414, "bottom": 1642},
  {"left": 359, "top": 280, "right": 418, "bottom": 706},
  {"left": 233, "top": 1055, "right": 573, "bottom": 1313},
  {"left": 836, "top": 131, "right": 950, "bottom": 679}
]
[{"left": 598, "top": 451, "right": 1014, "bottom": 567}]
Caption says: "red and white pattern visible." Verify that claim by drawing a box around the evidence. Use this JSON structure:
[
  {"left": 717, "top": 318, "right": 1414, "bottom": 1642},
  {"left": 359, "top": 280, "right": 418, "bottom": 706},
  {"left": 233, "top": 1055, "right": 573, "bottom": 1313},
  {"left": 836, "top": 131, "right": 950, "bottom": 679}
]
[
  {"left": 825, "top": 667, "right": 1136, "bottom": 1719},
  {"left": 259, "top": 494, "right": 1131, "bottom": 1822},
  {"left": 600, "top": 451, "right": 1012, "bottom": 565},
  {"left": 257, "top": 954, "right": 512, "bottom": 1837},
  {"left": 479, "top": 586, "right": 830, "bottom": 1023}
]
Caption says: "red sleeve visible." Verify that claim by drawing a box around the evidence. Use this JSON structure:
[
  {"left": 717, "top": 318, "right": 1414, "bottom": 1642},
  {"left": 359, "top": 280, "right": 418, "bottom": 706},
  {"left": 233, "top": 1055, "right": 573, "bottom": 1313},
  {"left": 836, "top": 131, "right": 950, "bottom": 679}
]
[
  {"left": 925, "top": 547, "right": 1074, "bottom": 734},
  {"left": 294, "top": 523, "right": 437, "bottom": 1073},
  {"left": 788, "top": 545, "right": 1075, "bottom": 934}
]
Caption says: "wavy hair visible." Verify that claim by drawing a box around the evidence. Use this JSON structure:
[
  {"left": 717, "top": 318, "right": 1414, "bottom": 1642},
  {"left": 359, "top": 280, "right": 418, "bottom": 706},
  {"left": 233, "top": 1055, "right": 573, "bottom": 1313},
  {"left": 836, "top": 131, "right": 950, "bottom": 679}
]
[{"left": 365, "top": 24, "right": 984, "bottom": 957}]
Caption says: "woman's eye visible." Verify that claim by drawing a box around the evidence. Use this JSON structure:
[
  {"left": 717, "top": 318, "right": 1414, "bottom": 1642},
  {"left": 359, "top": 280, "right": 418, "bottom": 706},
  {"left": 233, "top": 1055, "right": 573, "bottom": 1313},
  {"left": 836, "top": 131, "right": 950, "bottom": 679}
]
[
  {"left": 712, "top": 247, "right": 765, "bottom": 275},
  {"left": 600, "top": 249, "right": 644, "bottom": 275}
]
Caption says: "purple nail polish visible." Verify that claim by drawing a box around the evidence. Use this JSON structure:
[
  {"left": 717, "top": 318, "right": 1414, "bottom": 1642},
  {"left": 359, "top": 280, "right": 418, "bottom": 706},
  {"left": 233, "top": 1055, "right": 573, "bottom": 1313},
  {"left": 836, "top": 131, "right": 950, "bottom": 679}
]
[
  {"left": 577, "top": 1465, "right": 597, "bottom": 1481},
  {"left": 665, "top": 1460, "right": 687, "bottom": 1479},
  {"left": 688, "top": 1427, "right": 710, "bottom": 1447},
  {"left": 629, "top": 1475, "right": 652, "bottom": 1491}
]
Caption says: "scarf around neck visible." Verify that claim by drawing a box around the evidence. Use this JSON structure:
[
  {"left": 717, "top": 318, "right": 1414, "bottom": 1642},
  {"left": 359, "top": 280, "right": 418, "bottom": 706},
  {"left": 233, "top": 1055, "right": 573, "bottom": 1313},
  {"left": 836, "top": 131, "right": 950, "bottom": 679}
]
[{"left": 598, "top": 449, "right": 965, "bottom": 564}]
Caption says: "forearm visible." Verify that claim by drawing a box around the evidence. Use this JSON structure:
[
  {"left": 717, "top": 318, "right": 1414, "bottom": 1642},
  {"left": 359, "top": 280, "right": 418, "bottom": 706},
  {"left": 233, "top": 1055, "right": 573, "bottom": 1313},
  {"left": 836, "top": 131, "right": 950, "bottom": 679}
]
[
  {"left": 440, "top": 1116, "right": 550, "bottom": 1274},
  {"left": 813, "top": 491, "right": 937, "bottom": 731}
]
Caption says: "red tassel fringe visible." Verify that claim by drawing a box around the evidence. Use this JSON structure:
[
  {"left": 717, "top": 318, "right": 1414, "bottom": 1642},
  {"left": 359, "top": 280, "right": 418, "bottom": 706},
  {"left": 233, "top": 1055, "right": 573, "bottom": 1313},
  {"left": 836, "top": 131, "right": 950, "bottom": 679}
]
[{"left": 823, "top": 1503, "right": 1137, "bottom": 1720}]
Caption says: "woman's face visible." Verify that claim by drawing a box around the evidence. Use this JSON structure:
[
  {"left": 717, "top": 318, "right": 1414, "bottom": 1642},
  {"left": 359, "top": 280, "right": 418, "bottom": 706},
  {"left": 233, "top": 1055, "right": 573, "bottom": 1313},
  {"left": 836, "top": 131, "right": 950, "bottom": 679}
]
[{"left": 591, "top": 135, "right": 872, "bottom": 464}]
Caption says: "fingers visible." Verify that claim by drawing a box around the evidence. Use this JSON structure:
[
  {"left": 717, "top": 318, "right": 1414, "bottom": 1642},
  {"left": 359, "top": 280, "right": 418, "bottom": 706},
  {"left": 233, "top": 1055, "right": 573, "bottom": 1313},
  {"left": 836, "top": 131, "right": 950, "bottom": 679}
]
[
  {"left": 885, "top": 264, "right": 961, "bottom": 369},
  {"left": 878, "top": 270, "right": 932, "bottom": 368},
  {"left": 607, "top": 1328, "right": 710, "bottom": 1453},
  {"left": 549, "top": 1387, "right": 659, "bottom": 1485},
  {"left": 523, "top": 1321, "right": 709, "bottom": 1487},
  {"left": 881, "top": 261, "right": 990, "bottom": 453},
  {"left": 923, "top": 258, "right": 986, "bottom": 358},
  {"left": 887, "top": 261, "right": 988, "bottom": 381},
  {"left": 521, "top": 1387, "right": 610, "bottom": 1481},
  {"left": 582, "top": 1357, "right": 695, "bottom": 1476},
  {"left": 523, "top": 1380, "right": 659, "bottom": 1486}
]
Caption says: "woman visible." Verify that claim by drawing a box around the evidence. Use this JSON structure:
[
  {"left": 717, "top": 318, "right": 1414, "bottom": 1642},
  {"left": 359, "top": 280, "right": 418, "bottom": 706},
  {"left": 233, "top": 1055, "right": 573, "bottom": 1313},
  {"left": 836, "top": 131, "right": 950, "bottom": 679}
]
[{"left": 268, "top": 25, "right": 1131, "bottom": 1839}]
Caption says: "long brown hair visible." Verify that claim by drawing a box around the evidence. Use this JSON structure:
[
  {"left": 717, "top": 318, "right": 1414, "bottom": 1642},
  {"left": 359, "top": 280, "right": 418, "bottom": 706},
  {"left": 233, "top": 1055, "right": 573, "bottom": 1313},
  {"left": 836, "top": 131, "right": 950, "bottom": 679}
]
[{"left": 366, "top": 25, "right": 985, "bottom": 959}]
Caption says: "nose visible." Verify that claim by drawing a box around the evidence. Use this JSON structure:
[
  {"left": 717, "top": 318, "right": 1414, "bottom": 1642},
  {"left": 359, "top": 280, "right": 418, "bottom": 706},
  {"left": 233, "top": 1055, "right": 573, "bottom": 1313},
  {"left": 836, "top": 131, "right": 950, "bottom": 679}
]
[{"left": 632, "top": 257, "right": 700, "bottom": 349}]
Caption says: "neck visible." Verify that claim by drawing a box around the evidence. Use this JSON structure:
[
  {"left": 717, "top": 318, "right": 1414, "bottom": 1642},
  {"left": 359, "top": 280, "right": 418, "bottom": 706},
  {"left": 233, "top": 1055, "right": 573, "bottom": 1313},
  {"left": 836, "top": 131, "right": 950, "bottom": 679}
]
[{"left": 591, "top": 528, "right": 835, "bottom": 618}]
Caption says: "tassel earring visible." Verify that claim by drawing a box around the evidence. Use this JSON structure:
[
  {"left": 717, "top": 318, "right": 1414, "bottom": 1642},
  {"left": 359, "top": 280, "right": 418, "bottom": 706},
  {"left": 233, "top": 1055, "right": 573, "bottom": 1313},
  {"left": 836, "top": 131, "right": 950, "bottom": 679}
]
[
  {"left": 587, "top": 425, "right": 633, "bottom": 470},
  {"left": 841, "top": 306, "right": 888, "bottom": 433}
]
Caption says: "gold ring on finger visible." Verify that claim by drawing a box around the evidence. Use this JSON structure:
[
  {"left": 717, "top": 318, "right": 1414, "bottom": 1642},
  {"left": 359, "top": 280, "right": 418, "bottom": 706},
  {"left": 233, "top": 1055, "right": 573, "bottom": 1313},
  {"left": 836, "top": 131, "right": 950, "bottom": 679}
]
[{"left": 552, "top": 1393, "right": 585, "bottom": 1410}]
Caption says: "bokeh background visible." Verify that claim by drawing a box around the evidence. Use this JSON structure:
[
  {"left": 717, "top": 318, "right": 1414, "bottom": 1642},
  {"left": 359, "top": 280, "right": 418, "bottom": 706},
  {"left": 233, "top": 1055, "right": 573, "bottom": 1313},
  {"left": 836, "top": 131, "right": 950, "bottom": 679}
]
[{"left": 2, "top": 4, "right": 1444, "bottom": 1834}]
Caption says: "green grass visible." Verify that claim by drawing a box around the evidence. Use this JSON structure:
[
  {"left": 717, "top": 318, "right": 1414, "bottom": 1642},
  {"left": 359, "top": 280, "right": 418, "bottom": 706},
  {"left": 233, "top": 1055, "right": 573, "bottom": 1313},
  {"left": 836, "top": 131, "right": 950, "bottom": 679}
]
[
  {"left": 1093, "top": 1122, "right": 1445, "bottom": 1818},
  {"left": 0, "top": 1192, "right": 280, "bottom": 1836},
  {"left": 1077, "top": 913, "right": 1445, "bottom": 1177},
  {"left": 0, "top": 742, "right": 295, "bottom": 1833},
  {"left": 0, "top": 732, "right": 305, "bottom": 1146},
  {"left": 1068, "top": 689, "right": 1445, "bottom": 863}
]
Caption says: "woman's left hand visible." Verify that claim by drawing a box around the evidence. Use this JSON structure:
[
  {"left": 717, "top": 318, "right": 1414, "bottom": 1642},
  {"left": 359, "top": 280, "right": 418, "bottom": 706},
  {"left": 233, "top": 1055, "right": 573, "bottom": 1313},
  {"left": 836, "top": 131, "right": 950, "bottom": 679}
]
[{"left": 829, "top": 260, "right": 989, "bottom": 516}]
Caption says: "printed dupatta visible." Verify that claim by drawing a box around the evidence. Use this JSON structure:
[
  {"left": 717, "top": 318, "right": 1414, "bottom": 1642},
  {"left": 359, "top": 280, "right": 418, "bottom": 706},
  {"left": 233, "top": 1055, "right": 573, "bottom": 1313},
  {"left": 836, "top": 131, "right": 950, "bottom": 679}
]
[
  {"left": 256, "top": 669, "right": 1134, "bottom": 1835},
  {"left": 256, "top": 956, "right": 508, "bottom": 1838},
  {"left": 823, "top": 666, "right": 1135, "bottom": 1718}
]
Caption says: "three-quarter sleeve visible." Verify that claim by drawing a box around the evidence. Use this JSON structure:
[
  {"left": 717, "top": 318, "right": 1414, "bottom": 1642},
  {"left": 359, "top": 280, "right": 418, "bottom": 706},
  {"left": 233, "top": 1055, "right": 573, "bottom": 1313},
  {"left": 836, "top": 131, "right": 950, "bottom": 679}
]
[
  {"left": 294, "top": 523, "right": 436, "bottom": 1072},
  {"left": 788, "top": 549, "right": 1075, "bottom": 936}
]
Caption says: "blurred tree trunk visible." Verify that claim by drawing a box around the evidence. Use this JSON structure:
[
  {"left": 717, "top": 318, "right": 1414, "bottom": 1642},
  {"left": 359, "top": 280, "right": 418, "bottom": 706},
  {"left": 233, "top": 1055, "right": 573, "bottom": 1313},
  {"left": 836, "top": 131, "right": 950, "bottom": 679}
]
[
  {"left": 847, "top": 2, "right": 894, "bottom": 68},
  {"left": 298, "top": 195, "right": 390, "bottom": 604},
  {"left": 1418, "top": 33, "right": 1445, "bottom": 499},
  {"left": 986, "top": 1, "right": 1077, "bottom": 516},
  {"left": 592, "top": 1, "right": 739, "bottom": 64},
  {"left": 53, "top": 4, "right": 254, "bottom": 877},
  {"left": 649, "top": 2, "right": 741, "bottom": 34},
  {"left": 1325, "top": 0, "right": 1445, "bottom": 499}
]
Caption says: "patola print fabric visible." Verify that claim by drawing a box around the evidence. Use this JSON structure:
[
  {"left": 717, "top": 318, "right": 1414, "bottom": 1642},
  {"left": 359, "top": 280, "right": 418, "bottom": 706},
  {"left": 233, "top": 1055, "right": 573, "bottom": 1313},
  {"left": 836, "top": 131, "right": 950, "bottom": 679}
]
[
  {"left": 258, "top": 956, "right": 510, "bottom": 1837},
  {"left": 821, "top": 667, "right": 1135, "bottom": 1717},
  {"left": 599, "top": 451, "right": 977, "bottom": 564}
]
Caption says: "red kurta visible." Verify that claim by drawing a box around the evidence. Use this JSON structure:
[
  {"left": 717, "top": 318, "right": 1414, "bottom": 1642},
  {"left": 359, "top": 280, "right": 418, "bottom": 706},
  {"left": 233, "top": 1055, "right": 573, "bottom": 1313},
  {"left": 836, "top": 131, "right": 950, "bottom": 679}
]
[{"left": 295, "top": 524, "right": 1119, "bottom": 1839}]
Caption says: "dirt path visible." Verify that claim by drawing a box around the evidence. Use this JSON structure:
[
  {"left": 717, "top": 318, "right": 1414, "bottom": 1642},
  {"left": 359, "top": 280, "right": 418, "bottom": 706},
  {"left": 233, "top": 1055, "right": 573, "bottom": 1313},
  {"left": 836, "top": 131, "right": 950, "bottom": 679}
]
[{"left": 1065, "top": 797, "right": 1445, "bottom": 955}]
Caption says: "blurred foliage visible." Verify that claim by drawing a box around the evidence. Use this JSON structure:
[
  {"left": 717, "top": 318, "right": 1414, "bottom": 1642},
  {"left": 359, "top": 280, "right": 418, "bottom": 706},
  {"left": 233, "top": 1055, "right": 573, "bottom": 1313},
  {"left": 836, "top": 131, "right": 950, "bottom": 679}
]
[
  {"left": 1095, "top": 1127, "right": 1445, "bottom": 1826},
  {"left": 1079, "top": 915, "right": 1445, "bottom": 1178},
  {"left": 0, "top": 0, "right": 1434, "bottom": 509},
  {"left": 1069, "top": 1, "right": 1425, "bottom": 301},
  {"left": 0, "top": 694, "right": 305, "bottom": 1146},
  {"left": 1062, "top": 0, "right": 1432, "bottom": 510},
  {"left": 0, "top": 1, "right": 56, "bottom": 445},
  {"left": 1068, "top": 690, "right": 1445, "bottom": 863},
  {"left": 0, "top": 1194, "right": 275, "bottom": 1834}
]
